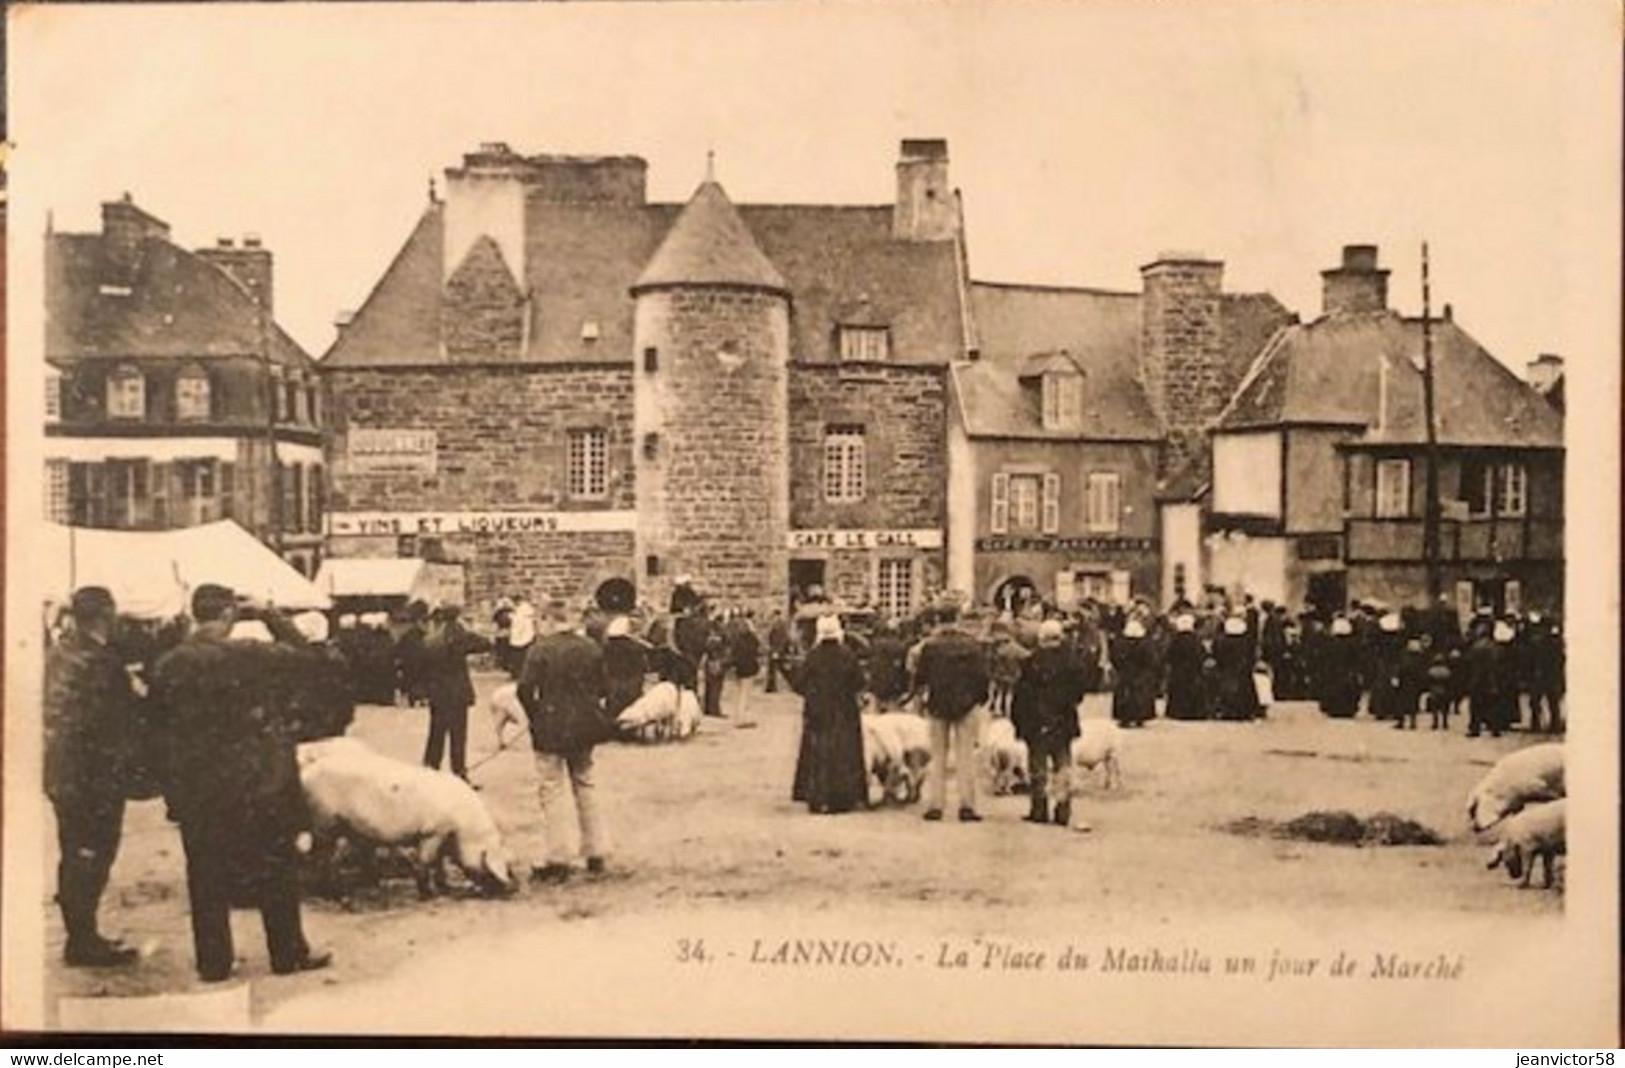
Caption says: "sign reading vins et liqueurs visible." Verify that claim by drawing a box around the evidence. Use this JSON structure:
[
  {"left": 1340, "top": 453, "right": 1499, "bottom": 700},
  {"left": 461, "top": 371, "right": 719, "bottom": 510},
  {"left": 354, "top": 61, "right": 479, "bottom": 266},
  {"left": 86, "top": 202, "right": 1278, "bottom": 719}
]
[
  {"left": 346, "top": 428, "right": 438, "bottom": 475},
  {"left": 786, "top": 529, "right": 945, "bottom": 551},
  {"left": 327, "top": 510, "right": 638, "bottom": 537},
  {"left": 975, "top": 535, "right": 1155, "bottom": 553}
]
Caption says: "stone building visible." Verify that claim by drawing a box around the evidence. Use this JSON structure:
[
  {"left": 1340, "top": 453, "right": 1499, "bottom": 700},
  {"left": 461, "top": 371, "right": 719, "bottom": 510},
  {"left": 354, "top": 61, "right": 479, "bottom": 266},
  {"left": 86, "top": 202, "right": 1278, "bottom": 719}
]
[
  {"left": 44, "top": 196, "right": 326, "bottom": 574},
  {"left": 1208, "top": 245, "right": 1565, "bottom": 616},
  {"left": 946, "top": 261, "right": 1291, "bottom": 611},
  {"left": 321, "top": 141, "right": 966, "bottom": 620}
]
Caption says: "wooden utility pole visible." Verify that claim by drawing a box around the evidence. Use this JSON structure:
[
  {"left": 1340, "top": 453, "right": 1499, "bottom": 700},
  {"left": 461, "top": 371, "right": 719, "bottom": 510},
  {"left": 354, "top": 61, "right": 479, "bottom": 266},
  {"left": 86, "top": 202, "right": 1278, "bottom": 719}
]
[
  {"left": 1420, "top": 242, "right": 1442, "bottom": 601},
  {"left": 261, "top": 301, "right": 284, "bottom": 555}
]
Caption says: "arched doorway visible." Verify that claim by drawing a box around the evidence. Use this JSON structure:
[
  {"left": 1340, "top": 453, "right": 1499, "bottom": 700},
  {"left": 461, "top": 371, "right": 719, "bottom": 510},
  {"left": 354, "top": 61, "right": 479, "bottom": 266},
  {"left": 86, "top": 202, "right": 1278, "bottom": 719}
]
[
  {"left": 595, "top": 577, "right": 636, "bottom": 614},
  {"left": 990, "top": 575, "right": 1038, "bottom": 615}
]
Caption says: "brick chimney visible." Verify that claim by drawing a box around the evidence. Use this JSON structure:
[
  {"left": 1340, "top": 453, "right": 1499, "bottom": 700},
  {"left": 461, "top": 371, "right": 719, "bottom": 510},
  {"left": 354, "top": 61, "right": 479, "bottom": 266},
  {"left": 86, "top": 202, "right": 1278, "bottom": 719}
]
[
  {"left": 1321, "top": 244, "right": 1389, "bottom": 315},
  {"left": 197, "top": 234, "right": 274, "bottom": 312},
  {"left": 101, "top": 194, "right": 171, "bottom": 282},
  {"left": 893, "top": 138, "right": 957, "bottom": 242},
  {"left": 1527, "top": 352, "right": 1564, "bottom": 393},
  {"left": 1140, "top": 253, "right": 1226, "bottom": 473}
]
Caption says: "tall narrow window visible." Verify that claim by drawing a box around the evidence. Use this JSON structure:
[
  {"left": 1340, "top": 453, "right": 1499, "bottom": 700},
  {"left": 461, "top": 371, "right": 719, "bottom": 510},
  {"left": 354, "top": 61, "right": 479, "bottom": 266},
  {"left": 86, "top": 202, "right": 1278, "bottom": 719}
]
[
  {"left": 1375, "top": 458, "right": 1412, "bottom": 518},
  {"left": 45, "top": 460, "right": 69, "bottom": 522},
  {"left": 991, "top": 472, "right": 1010, "bottom": 534},
  {"left": 45, "top": 369, "right": 62, "bottom": 424},
  {"left": 568, "top": 428, "right": 609, "bottom": 498},
  {"left": 1461, "top": 456, "right": 1492, "bottom": 517},
  {"left": 219, "top": 462, "right": 235, "bottom": 522},
  {"left": 1497, "top": 462, "right": 1528, "bottom": 518},
  {"left": 307, "top": 464, "right": 322, "bottom": 533},
  {"left": 838, "top": 326, "right": 890, "bottom": 363},
  {"left": 107, "top": 367, "right": 145, "bottom": 419},
  {"left": 1008, "top": 475, "right": 1041, "bottom": 533},
  {"left": 876, "top": 558, "right": 914, "bottom": 621},
  {"left": 1041, "top": 374, "right": 1082, "bottom": 431},
  {"left": 1041, "top": 472, "right": 1061, "bottom": 534},
  {"left": 176, "top": 368, "right": 211, "bottom": 422},
  {"left": 823, "top": 425, "right": 866, "bottom": 502},
  {"left": 1085, "top": 472, "right": 1122, "bottom": 533}
]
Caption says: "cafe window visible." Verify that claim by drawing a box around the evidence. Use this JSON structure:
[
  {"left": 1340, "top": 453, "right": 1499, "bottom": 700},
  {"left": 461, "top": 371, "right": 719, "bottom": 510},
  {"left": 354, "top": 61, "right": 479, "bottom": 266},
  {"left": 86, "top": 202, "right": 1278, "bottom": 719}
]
[
  {"left": 1375, "top": 458, "right": 1411, "bottom": 518},
  {"left": 875, "top": 558, "right": 914, "bottom": 621},
  {"left": 568, "top": 427, "right": 609, "bottom": 498}
]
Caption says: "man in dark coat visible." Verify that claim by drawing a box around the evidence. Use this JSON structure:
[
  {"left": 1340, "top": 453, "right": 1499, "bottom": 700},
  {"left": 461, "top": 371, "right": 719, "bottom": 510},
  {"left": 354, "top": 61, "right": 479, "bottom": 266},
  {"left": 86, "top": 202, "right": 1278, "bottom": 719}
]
[
  {"left": 672, "top": 602, "right": 710, "bottom": 695},
  {"left": 1011, "top": 620, "right": 1085, "bottom": 825},
  {"left": 44, "top": 587, "right": 141, "bottom": 967},
  {"left": 394, "top": 600, "right": 430, "bottom": 707},
  {"left": 150, "top": 584, "right": 329, "bottom": 982},
  {"left": 764, "top": 610, "right": 791, "bottom": 693},
  {"left": 518, "top": 602, "right": 613, "bottom": 883},
  {"left": 420, "top": 606, "right": 492, "bottom": 781},
  {"left": 790, "top": 614, "right": 869, "bottom": 815},
  {"left": 1463, "top": 623, "right": 1506, "bottom": 738},
  {"left": 1524, "top": 613, "right": 1565, "bottom": 734},
  {"left": 915, "top": 607, "right": 991, "bottom": 822}
]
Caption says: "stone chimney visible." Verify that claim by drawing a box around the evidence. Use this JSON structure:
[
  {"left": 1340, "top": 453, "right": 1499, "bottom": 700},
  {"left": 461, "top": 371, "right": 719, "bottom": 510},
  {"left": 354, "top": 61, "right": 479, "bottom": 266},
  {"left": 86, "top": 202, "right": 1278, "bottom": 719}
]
[
  {"left": 1140, "top": 252, "right": 1226, "bottom": 475},
  {"left": 197, "top": 234, "right": 274, "bottom": 312},
  {"left": 893, "top": 138, "right": 957, "bottom": 242},
  {"left": 101, "top": 194, "right": 171, "bottom": 282},
  {"left": 1527, "top": 352, "right": 1564, "bottom": 393},
  {"left": 442, "top": 142, "right": 529, "bottom": 285},
  {"left": 1321, "top": 244, "right": 1389, "bottom": 315}
]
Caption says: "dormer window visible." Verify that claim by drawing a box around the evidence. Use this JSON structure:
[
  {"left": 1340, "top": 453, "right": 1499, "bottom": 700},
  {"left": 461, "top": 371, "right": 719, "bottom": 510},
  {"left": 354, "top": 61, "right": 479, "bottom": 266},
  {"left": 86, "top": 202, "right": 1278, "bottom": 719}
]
[
  {"left": 839, "top": 325, "right": 890, "bottom": 363},
  {"left": 176, "top": 367, "right": 212, "bottom": 422},
  {"left": 1041, "top": 372, "right": 1083, "bottom": 430},
  {"left": 107, "top": 366, "right": 145, "bottom": 420}
]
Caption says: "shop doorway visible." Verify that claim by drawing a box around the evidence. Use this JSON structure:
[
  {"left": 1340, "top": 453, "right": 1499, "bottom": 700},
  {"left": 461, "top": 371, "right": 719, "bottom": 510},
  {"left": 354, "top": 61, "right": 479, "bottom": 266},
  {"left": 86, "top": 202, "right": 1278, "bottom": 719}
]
[
  {"left": 1305, "top": 571, "right": 1348, "bottom": 618},
  {"left": 789, "top": 559, "right": 827, "bottom": 611},
  {"left": 992, "top": 575, "right": 1038, "bottom": 615}
]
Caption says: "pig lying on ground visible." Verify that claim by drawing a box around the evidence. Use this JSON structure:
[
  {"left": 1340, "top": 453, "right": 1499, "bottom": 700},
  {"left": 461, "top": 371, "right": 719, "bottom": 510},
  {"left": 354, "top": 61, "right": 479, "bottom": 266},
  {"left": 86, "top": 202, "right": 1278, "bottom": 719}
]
[
  {"left": 616, "top": 681, "right": 702, "bottom": 742},
  {"left": 298, "top": 736, "right": 515, "bottom": 899},
  {"left": 1467, "top": 743, "right": 1564, "bottom": 832},
  {"left": 860, "top": 711, "right": 932, "bottom": 804},
  {"left": 1486, "top": 798, "right": 1565, "bottom": 889}
]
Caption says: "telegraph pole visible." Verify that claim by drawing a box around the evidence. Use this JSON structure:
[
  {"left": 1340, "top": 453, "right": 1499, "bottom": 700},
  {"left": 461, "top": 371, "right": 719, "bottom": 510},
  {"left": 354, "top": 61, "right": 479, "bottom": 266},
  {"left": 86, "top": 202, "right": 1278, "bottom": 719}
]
[
  {"left": 1420, "top": 242, "right": 1442, "bottom": 601},
  {"left": 261, "top": 300, "right": 284, "bottom": 556}
]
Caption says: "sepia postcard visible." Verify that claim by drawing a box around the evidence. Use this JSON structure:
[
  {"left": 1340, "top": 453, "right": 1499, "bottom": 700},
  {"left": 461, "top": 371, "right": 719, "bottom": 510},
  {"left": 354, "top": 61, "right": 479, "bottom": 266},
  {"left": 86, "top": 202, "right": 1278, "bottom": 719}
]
[{"left": 3, "top": 0, "right": 1619, "bottom": 1046}]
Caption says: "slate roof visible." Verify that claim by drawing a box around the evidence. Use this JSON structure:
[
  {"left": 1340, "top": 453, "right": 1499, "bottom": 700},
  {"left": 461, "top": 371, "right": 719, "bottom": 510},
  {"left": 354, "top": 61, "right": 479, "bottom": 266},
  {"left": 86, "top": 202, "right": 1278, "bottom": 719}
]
[
  {"left": 324, "top": 187, "right": 967, "bottom": 368},
  {"left": 1218, "top": 311, "right": 1563, "bottom": 449},
  {"left": 634, "top": 181, "right": 787, "bottom": 293},
  {"left": 46, "top": 231, "right": 313, "bottom": 368}
]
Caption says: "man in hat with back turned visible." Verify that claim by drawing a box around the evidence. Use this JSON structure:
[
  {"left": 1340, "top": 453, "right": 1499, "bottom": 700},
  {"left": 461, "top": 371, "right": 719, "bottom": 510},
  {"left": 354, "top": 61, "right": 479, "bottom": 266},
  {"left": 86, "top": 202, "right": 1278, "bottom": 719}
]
[
  {"left": 43, "top": 586, "right": 142, "bottom": 967},
  {"left": 149, "top": 583, "right": 330, "bottom": 982},
  {"left": 915, "top": 604, "right": 991, "bottom": 822}
]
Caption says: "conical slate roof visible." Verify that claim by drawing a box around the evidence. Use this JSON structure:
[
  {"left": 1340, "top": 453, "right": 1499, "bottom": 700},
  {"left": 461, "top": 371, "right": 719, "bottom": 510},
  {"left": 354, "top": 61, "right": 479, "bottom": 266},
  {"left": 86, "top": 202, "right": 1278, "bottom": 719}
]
[{"left": 633, "top": 181, "right": 787, "bottom": 294}]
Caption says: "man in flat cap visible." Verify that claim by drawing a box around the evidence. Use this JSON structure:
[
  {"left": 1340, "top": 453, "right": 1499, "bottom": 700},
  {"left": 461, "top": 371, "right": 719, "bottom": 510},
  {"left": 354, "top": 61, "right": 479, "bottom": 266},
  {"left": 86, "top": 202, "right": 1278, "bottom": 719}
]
[
  {"left": 43, "top": 586, "right": 141, "bottom": 967},
  {"left": 150, "top": 583, "right": 330, "bottom": 982}
]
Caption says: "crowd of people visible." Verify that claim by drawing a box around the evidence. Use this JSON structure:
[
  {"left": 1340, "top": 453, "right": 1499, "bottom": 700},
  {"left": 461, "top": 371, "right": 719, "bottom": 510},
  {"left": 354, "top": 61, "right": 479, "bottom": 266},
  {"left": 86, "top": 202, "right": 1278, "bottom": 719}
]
[{"left": 40, "top": 571, "right": 1566, "bottom": 982}]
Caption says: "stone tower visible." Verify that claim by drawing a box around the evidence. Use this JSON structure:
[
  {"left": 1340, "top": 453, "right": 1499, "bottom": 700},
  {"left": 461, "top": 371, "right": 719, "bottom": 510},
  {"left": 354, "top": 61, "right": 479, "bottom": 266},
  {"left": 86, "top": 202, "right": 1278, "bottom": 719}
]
[{"left": 631, "top": 180, "right": 791, "bottom": 616}]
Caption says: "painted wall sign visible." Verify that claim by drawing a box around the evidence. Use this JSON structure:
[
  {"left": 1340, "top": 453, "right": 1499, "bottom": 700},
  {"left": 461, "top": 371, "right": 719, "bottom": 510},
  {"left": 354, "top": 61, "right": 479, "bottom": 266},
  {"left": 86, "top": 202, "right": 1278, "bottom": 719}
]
[
  {"left": 328, "top": 510, "right": 637, "bottom": 537},
  {"left": 786, "top": 528, "right": 944, "bottom": 551},
  {"left": 974, "top": 535, "right": 1155, "bottom": 554},
  {"left": 346, "top": 428, "right": 438, "bottom": 474}
]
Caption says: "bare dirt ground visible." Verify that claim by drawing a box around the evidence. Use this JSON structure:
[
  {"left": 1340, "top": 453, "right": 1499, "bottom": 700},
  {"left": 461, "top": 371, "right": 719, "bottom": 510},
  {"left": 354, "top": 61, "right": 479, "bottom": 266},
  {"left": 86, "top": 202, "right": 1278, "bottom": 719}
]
[{"left": 40, "top": 671, "right": 1561, "bottom": 1034}]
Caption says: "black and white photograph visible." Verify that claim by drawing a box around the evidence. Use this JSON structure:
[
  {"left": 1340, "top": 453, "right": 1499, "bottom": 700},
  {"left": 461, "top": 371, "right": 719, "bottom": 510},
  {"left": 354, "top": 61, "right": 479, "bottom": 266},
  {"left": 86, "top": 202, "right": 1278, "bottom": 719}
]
[{"left": 3, "top": 0, "right": 1618, "bottom": 1045}]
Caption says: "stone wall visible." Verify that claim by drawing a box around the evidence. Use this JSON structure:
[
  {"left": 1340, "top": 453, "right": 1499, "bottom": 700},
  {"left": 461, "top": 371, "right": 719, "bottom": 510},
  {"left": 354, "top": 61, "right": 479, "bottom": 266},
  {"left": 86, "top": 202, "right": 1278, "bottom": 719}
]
[
  {"left": 633, "top": 287, "right": 790, "bottom": 616},
  {"left": 442, "top": 236, "right": 525, "bottom": 362},
  {"left": 788, "top": 364, "right": 946, "bottom": 530},
  {"left": 1141, "top": 258, "right": 1225, "bottom": 476}
]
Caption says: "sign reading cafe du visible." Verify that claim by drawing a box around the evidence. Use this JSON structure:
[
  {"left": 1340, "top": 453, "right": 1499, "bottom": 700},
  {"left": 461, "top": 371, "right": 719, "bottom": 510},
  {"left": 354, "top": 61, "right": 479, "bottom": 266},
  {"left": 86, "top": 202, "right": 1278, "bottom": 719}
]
[{"left": 346, "top": 428, "right": 438, "bottom": 475}]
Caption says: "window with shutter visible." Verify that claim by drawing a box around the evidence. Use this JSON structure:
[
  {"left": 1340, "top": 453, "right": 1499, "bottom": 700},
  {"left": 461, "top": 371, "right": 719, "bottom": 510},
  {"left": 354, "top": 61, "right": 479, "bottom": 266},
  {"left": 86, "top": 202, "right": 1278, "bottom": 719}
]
[
  {"left": 1375, "top": 459, "right": 1411, "bottom": 518},
  {"left": 1497, "top": 463, "right": 1528, "bottom": 517},
  {"left": 1041, "top": 473, "right": 1061, "bottom": 534},
  {"left": 1085, "top": 472, "right": 1122, "bottom": 533},
  {"left": 991, "top": 472, "right": 1010, "bottom": 534}
]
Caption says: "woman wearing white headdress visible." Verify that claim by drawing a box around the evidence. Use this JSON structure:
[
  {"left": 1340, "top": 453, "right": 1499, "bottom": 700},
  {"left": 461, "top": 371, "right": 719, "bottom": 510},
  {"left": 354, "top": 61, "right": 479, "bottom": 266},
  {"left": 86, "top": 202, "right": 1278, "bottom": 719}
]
[{"left": 789, "top": 613, "right": 868, "bottom": 814}]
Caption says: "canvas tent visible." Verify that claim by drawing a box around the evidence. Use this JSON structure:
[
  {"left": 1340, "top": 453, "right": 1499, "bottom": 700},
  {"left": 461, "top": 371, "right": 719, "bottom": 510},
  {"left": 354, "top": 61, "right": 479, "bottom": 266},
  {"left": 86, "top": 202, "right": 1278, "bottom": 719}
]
[
  {"left": 42, "top": 520, "right": 331, "bottom": 620},
  {"left": 314, "top": 557, "right": 464, "bottom": 613}
]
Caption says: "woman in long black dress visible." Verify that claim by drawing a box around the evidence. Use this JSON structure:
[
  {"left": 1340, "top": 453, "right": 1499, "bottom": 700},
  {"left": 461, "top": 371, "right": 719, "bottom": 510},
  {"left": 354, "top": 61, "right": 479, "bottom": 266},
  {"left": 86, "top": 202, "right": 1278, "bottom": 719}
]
[
  {"left": 791, "top": 614, "right": 869, "bottom": 814},
  {"left": 1317, "top": 615, "right": 1365, "bottom": 718},
  {"left": 1110, "top": 618, "right": 1157, "bottom": 727},
  {"left": 1213, "top": 615, "right": 1259, "bottom": 721},
  {"left": 1163, "top": 613, "right": 1206, "bottom": 720}
]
